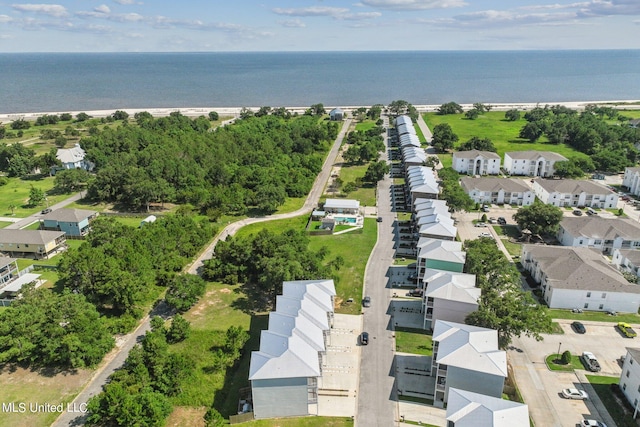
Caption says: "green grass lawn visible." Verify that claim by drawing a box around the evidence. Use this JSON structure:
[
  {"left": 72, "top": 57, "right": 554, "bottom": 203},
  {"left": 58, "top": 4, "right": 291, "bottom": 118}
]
[
  {"left": 274, "top": 196, "right": 306, "bottom": 214},
  {"left": 545, "top": 354, "right": 584, "bottom": 371},
  {"left": 0, "top": 176, "right": 74, "bottom": 217},
  {"left": 21, "top": 220, "right": 41, "bottom": 230},
  {"left": 0, "top": 221, "right": 12, "bottom": 228},
  {"left": 423, "top": 111, "right": 591, "bottom": 161},
  {"left": 395, "top": 327, "right": 433, "bottom": 356},
  {"left": 355, "top": 120, "right": 376, "bottom": 131},
  {"left": 414, "top": 123, "right": 427, "bottom": 144},
  {"left": 335, "top": 162, "right": 376, "bottom": 207},
  {"left": 548, "top": 309, "right": 640, "bottom": 323},
  {"left": 586, "top": 375, "right": 638, "bottom": 427},
  {"left": 437, "top": 153, "right": 453, "bottom": 169}
]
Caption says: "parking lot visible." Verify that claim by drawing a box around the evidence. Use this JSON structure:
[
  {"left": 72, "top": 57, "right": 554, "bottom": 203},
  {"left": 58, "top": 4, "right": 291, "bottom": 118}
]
[{"left": 510, "top": 319, "right": 633, "bottom": 427}]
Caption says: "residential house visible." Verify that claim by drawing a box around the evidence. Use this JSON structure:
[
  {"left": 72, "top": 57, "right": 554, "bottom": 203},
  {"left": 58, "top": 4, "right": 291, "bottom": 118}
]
[
  {"left": 53, "top": 143, "right": 94, "bottom": 174},
  {"left": 521, "top": 245, "right": 640, "bottom": 312},
  {"left": 323, "top": 199, "right": 360, "bottom": 215},
  {"left": 452, "top": 150, "right": 501, "bottom": 176},
  {"left": 402, "top": 146, "right": 427, "bottom": 168},
  {"left": 422, "top": 269, "right": 479, "bottom": 330},
  {"left": 431, "top": 320, "right": 507, "bottom": 407},
  {"left": 623, "top": 167, "right": 640, "bottom": 197},
  {"left": 249, "top": 280, "right": 336, "bottom": 419},
  {"left": 0, "top": 257, "right": 19, "bottom": 285},
  {"left": 406, "top": 166, "right": 440, "bottom": 208},
  {"left": 613, "top": 249, "right": 640, "bottom": 278},
  {"left": 0, "top": 230, "right": 66, "bottom": 259},
  {"left": 399, "top": 133, "right": 420, "bottom": 148},
  {"left": 503, "top": 151, "right": 567, "bottom": 177},
  {"left": 557, "top": 216, "right": 640, "bottom": 254},
  {"left": 329, "top": 108, "right": 344, "bottom": 121},
  {"left": 619, "top": 348, "right": 640, "bottom": 412},
  {"left": 446, "top": 388, "right": 530, "bottom": 427},
  {"left": 460, "top": 177, "right": 535, "bottom": 206},
  {"left": 415, "top": 239, "right": 465, "bottom": 278},
  {"left": 418, "top": 218, "right": 457, "bottom": 241},
  {"left": 533, "top": 179, "right": 618, "bottom": 208},
  {"left": 41, "top": 208, "right": 98, "bottom": 237},
  {"left": 0, "top": 273, "right": 41, "bottom": 300}
]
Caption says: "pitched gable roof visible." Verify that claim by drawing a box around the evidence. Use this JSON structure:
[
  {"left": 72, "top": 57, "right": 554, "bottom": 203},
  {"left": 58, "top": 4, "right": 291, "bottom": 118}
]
[
  {"left": 446, "top": 388, "right": 529, "bottom": 427},
  {"left": 535, "top": 179, "right": 612, "bottom": 195},
  {"left": 560, "top": 216, "right": 640, "bottom": 240},
  {"left": 505, "top": 151, "right": 567, "bottom": 161},
  {"left": 453, "top": 150, "right": 500, "bottom": 160}
]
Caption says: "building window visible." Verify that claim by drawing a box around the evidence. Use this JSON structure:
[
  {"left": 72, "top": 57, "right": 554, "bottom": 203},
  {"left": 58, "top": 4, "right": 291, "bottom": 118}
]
[
  {"left": 627, "top": 370, "right": 630, "bottom": 378},
  {"left": 623, "top": 383, "right": 627, "bottom": 391},
  {"left": 599, "top": 304, "right": 604, "bottom": 309},
  {"left": 584, "top": 303, "right": 589, "bottom": 309},
  {"left": 602, "top": 293, "right": 606, "bottom": 298},
  {"left": 587, "top": 292, "right": 591, "bottom": 298}
]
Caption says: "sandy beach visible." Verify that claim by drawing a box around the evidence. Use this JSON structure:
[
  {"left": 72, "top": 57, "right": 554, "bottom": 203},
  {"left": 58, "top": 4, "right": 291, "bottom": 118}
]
[{"left": 1, "top": 100, "right": 639, "bottom": 123}]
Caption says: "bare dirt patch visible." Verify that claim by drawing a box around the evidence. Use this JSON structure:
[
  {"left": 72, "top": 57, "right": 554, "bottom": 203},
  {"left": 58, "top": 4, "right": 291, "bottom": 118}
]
[
  {"left": 164, "top": 405, "right": 206, "bottom": 427},
  {"left": 188, "top": 289, "right": 222, "bottom": 318}
]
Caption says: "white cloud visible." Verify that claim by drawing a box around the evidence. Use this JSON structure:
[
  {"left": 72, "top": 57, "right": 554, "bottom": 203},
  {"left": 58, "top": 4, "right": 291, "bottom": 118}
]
[
  {"left": 114, "top": 0, "right": 135, "bottom": 4},
  {"left": 272, "top": 7, "right": 350, "bottom": 17},
  {"left": 95, "top": 5, "right": 111, "bottom": 14},
  {"left": 0, "top": 34, "right": 15, "bottom": 39},
  {"left": 579, "top": 0, "right": 640, "bottom": 16},
  {"left": 0, "top": 14, "right": 14, "bottom": 23},
  {"left": 359, "top": 0, "right": 466, "bottom": 10},
  {"left": 339, "top": 12, "right": 382, "bottom": 20},
  {"left": 12, "top": 3, "right": 68, "bottom": 18},
  {"left": 278, "top": 19, "right": 306, "bottom": 28}
]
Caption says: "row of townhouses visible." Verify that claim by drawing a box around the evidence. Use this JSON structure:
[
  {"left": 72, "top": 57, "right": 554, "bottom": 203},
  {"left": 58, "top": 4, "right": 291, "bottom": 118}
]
[
  {"left": 452, "top": 150, "right": 567, "bottom": 177},
  {"left": 396, "top": 116, "right": 529, "bottom": 423}
]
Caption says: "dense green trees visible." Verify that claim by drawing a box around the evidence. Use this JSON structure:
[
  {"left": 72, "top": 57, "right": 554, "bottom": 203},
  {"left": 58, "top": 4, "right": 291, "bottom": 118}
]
[
  {"left": 553, "top": 157, "right": 595, "bottom": 178},
  {"left": 28, "top": 185, "right": 45, "bottom": 207},
  {"left": 505, "top": 109, "right": 521, "bottom": 121},
  {"left": 437, "top": 167, "right": 474, "bottom": 212},
  {"left": 83, "top": 112, "right": 334, "bottom": 214},
  {"left": 58, "top": 215, "right": 212, "bottom": 321},
  {"left": 364, "top": 160, "right": 390, "bottom": 183},
  {"left": 53, "top": 168, "right": 91, "bottom": 192},
  {"left": 458, "top": 136, "right": 496, "bottom": 152},
  {"left": 202, "top": 229, "right": 341, "bottom": 310},
  {"left": 432, "top": 123, "right": 459, "bottom": 153},
  {"left": 165, "top": 274, "right": 207, "bottom": 313},
  {"left": 463, "top": 238, "right": 553, "bottom": 348},
  {"left": 0, "top": 284, "right": 114, "bottom": 368},
  {"left": 513, "top": 202, "right": 563, "bottom": 238},
  {"left": 437, "top": 102, "right": 463, "bottom": 115}
]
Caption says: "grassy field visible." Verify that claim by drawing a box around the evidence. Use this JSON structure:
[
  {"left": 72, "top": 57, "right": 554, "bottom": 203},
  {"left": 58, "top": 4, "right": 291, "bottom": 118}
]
[
  {"left": 423, "top": 111, "right": 591, "bottom": 161},
  {"left": 586, "top": 374, "right": 637, "bottom": 427},
  {"left": 548, "top": 309, "right": 640, "bottom": 323},
  {"left": 395, "top": 327, "right": 433, "bottom": 356},
  {"left": 0, "top": 176, "right": 74, "bottom": 217},
  {"left": 233, "top": 216, "right": 377, "bottom": 315},
  {"left": 0, "top": 221, "right": 12, "bottom": 228},
  {"left": 355, "top": 120, "right": 376, "bottom": 131},
  {"left": 335, "top": 163, "right": 376, "bottom": 207}
]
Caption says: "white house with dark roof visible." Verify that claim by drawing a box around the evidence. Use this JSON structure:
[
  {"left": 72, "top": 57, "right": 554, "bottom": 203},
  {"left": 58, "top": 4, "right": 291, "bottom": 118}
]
[
  {"left": 54, "top": 143, "right": 94, "bottom": 173},
  {"left": 431, "top": 320, "right": 507, "bottom": 407},
  {"left": 533, "top": 179, "right": 618, "bottom": 208},
  {"left": 557, "top": 216, "right": 640, "bottom": 254},
  {"left": 503, "top": 151, "right": 567, "bottom": 177},
  {"left": 613, "top": 249, "right": 640, "bottom": 278},
  {"left": 446, "top": 388, "right": 529, "bottom": 427},
  {"left": 249, "top": 280, "right": 336, "bottom": 419},
  {"left": 619, "top": 348, "right": 640, "bottom": 412},
  {"left": 623, "top": 167, "right": 640, "bottom": 197},
  {"left": 521, "top": 245, "right": 640, "bottom": 312},
  {"left": 422, "top": 269, "right": 479, "bottom": 330},
  {"left": 460, "top": 177, "right": 535, "bottom": 206},
  {"left": 323, "top": 199, "right": 360, "bottom": 215},
  {"left": 452, "top": 150, "right": 501, "bottom": 176}
]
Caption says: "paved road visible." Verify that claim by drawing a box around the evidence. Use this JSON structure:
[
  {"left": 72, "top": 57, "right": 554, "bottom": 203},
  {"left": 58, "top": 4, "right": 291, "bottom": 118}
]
[
  {"left": 52, "top": 119, "right": 352, "bottom": 426},
  {"left": 5, "top": 192, "right": 85, "bottom": 230},
  {"left": 356, "top": 114, "right": 398, "bottom": 427}
]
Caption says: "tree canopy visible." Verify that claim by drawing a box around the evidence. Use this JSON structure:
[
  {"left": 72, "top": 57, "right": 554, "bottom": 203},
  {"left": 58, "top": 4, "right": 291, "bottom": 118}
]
[
  {"left": 458, "top": 136, "right": 496, "bottom": 152},
  {"left": 431, "top": 123, "right": 459, "bottom": 153},
  {"left": 437, "top": 102, "right": 463, "bottom": 115},
  {"left": 463, "top": 238, "right": 553, "bottom": 348},
  {"left": 512, "top": 202, "right": 564, "bottom": 238}
]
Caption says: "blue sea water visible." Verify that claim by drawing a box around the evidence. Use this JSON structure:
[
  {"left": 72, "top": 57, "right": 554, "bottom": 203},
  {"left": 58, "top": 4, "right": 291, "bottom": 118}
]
[{"left": 1, "top": 50, "right": 639, "bottom": 114}]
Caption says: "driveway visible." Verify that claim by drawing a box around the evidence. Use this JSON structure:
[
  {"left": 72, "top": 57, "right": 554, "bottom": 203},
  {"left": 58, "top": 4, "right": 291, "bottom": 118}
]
[{"left": 510, "top": 319, "right": 627, "bottom": 427}]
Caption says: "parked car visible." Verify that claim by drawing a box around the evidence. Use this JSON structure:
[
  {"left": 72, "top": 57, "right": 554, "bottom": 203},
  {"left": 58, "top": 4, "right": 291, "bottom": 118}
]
[
  {"left": 573, "top": 209, "right": 583, "bottom": 216},
  {"left": 360, "top": 332, "right": 369, "bottom": 345},
  {"left": 581, "top": 420, "right": 607, "bottom": 427},
  {"left": 497, "top": 217, "right": 507, "bottom": 225},
  {"left": 581, "top": 351, "right": 601, "bottom": 372},
  {"left": 488, "top": 217, "right": 498, "bottom": 224},
  {"left": 562, "top": 388, "right": 588, "bottom": 400},
  {"left": 481, "top": 205, "right": 490, "bottom": 212},
  {"left": 377, "top": 216, "right": 383, "bottom": 222},
  {"left": 41, "top": 208, "right": 52, "bottom": 214},
  {"left": 479, "top": 232, "right": 493, "bottom": 239},
  {"left": 571, "top": 321, "right": 586, "bottom": 334},
  {"left": 617, "top": 322, "right": 637, "bottom": 338},
  {"left": 363, "top": 296, "right": 371, "bottom": 307},
  {"left": 474, "top": 222, "right": 487, "bottom": 227}
]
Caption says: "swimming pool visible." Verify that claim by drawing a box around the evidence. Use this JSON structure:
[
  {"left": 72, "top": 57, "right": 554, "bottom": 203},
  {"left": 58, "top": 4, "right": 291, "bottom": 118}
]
[{"left": 333, "top": 216, "right": 357, "bottom": 224}]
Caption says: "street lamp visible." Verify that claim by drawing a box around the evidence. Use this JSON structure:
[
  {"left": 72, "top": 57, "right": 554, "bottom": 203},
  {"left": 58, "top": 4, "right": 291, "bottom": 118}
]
[{"left": 557, "top": 342, "right": 562, "bottom": 362}]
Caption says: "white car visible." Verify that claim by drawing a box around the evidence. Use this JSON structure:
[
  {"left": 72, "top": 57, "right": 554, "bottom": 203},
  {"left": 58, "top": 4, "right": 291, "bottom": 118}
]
[
  {"left": 562, "top": 388, "right": 588, "bottom": 400},
  {"left": 581, "top": 420, "right": 607, "bottom": 427}
]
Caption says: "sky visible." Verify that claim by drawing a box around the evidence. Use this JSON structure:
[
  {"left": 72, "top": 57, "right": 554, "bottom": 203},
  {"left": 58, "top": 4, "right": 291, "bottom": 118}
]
[{"left": 0, "top": 0, "right": 639, "bottom": 52}]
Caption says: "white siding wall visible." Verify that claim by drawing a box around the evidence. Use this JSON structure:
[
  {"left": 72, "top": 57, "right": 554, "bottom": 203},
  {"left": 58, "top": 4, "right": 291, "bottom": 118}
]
[
  {"left": 544, "top": 287, "right": 640, "bottom": 313},
  {"left": 252, "top": 378, "right": 311, "bottom": 419},
  {"left": 620, "top": 353, "right": 640, "bottom": 410}
]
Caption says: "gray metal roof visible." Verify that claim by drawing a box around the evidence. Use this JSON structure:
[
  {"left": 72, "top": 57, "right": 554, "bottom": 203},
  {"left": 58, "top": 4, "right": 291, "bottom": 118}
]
[
  {"left": 56, "top": 144, "right": 86, "bottom": 164},
  {"left": 0, "top": 257, "right": 17, "bottom": 269},
  {"left": 505, "top": 150, "right": 568, "bottom": 161},
  {"left": 453, "top": 150, "right": 500, "bottom": 160},
  {"left": 535, "top": 178, "right": 613, "bottom": 195},
  {"left": 446, "top": 388, "right": 529, "bottom": 427},
  {"left": 42, "top": 208, "right": 97, "bottom": 223}
]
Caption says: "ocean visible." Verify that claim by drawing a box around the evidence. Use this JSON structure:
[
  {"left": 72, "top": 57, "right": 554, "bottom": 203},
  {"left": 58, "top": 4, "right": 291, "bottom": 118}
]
[{"left": 1, "top": 50, "right": 639, "bottom": 114}]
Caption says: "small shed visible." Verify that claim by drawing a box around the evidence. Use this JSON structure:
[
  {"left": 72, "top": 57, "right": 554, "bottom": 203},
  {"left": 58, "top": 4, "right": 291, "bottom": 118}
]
[
  {"left": 329, "top": 108, "right": 344, "bottom": 121},
  {"left": 311, "top": 210, "right": 326, "bottom": 220},
  {"left": 321, "top": 217, "right": 335, "bottom": 231}
]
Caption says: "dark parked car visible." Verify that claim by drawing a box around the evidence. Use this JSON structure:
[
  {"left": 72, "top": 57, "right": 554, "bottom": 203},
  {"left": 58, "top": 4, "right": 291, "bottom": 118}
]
[
  {"left": 572, "top": 321, "right": 586, "bottom": 334},
  {"left": 360, "top": 332, "right": 369, "bottom": 345},
  {"left": 363, "top": 296, "right": 371, "bottom": 307},
  {"left": 573, "top": 210, "right": 583, "bottom": 216},
  {"left": 41, "top": 208, "right": 52, "bottom": 214},
  {"left": 497, "top": 217, "right": 507, "bottom": 225},
  {"left": 377, "top": 216, "right": 383, "bottom": 222}
]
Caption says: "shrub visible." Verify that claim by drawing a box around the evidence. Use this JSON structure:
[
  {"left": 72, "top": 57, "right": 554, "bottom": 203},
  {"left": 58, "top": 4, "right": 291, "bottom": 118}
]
[{"left": 561, "top": 350, "right": 571, "bottom": 365}]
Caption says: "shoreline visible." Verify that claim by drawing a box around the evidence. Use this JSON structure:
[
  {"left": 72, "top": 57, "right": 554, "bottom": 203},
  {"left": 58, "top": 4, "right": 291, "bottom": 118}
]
[{"left": 1, "top": 100, "right": 640, "bottom": 122}]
